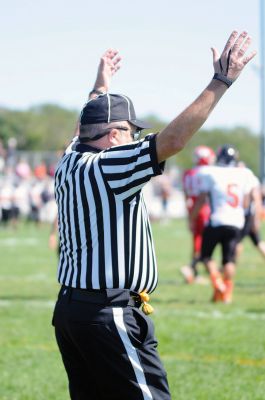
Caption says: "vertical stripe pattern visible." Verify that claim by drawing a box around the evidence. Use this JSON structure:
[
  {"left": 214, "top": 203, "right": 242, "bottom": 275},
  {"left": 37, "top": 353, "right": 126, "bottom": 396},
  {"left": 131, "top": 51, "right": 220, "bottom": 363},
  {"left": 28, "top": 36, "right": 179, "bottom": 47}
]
[
  {"left": 55, "top": 134, "right": 163, "bottom": 292},
  {"left": 112, "top": 308, "right": 153, "bottom": 399}
]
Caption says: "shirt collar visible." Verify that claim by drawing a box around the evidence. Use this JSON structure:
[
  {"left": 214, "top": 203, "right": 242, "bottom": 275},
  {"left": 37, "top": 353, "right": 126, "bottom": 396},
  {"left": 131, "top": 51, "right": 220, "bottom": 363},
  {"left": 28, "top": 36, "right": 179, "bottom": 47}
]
[{"left": 75, "top": 142, "right": 101, "bottom": 154}]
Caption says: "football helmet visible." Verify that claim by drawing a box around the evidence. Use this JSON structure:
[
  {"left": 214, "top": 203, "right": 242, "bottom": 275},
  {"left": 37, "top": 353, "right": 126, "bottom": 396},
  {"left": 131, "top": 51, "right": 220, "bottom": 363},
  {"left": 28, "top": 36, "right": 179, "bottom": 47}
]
[
  {"left": 193, "top": 146, "right": 216, "bottom": 166},
  {"left": 216, "top": 145, "right": 239, "bottom": 166}
]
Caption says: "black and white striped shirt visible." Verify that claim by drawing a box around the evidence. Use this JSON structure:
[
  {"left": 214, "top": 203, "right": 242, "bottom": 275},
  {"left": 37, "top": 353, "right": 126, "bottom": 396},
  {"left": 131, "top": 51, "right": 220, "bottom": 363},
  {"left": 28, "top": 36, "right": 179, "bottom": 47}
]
[{"left": 54, "top": 134, "right": 164, "bottom": 293}]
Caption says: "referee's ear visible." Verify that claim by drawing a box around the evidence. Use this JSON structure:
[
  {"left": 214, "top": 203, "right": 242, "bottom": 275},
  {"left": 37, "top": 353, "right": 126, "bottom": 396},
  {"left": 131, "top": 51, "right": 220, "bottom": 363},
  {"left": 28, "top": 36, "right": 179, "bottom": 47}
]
[{"left": 109, "top": 128, "right": 121, "bottom": 146}]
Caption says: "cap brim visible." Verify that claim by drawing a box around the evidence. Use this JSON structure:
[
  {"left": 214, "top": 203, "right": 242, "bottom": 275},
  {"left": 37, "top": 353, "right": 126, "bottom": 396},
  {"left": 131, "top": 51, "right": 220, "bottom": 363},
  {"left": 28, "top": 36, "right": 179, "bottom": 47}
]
[{"left": 129, "top": 119, "right": 151, "bottom": 130}]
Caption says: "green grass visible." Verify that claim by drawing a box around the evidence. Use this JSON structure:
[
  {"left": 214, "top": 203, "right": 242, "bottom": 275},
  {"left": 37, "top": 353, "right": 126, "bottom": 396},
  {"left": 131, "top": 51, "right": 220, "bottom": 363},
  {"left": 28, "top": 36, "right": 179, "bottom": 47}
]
[{"left": 0, "top": 219, "right": 265, "bottom": 400}]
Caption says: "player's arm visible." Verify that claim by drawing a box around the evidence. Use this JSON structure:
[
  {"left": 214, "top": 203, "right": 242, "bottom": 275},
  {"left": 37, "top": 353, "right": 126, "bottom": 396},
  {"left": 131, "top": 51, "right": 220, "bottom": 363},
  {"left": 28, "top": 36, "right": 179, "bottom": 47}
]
[
  {"left": 183, "top": 193, "right": 193, "bottom": 231},
  {"left": 156, "top": 31, "right": 256, "bottom": 163},
  {"left": 242, "top": 192, "right": 251, "bottom": 210},
  {"left": 251, "top": 186, "right": 263, "bottom": 232},
  {"left": 190, "top": 192, "right": 208, "bottom": 221}
]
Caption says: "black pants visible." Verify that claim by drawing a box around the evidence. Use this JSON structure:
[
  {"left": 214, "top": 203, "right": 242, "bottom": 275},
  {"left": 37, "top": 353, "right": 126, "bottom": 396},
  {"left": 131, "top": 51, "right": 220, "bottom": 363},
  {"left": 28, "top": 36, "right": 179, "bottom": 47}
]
[
  {"left": 239, "top": 213, "right": 260, "bottom": 246},
  {"left": 52, "top": 287, "right": 171, "bottom": 400},
  {"left": 201, "top": 225, "right": 240, "bottom": 264}
]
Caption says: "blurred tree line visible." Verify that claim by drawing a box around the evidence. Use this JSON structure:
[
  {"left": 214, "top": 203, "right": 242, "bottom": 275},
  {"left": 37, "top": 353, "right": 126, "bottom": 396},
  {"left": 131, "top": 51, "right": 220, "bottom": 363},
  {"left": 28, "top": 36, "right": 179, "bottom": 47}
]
[
  {"left": 0, "top": 105, "right": 260, "bottom": 175},
  {"left": 0, "top": 105, "right": 78, "bottom": 151},
  {"left": 145, "top": 115, "right": 259, "bottom": 175}
]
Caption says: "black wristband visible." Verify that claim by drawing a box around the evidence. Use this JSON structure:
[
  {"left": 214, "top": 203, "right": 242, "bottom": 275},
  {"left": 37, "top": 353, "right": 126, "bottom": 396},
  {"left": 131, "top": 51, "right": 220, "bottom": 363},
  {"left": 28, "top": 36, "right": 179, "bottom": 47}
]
[
  {"left": 213, "top": 73, "right": 233, "bottom": 88},
  {"left": 89, "top": 89, "right": 105, "bottom": 96}
]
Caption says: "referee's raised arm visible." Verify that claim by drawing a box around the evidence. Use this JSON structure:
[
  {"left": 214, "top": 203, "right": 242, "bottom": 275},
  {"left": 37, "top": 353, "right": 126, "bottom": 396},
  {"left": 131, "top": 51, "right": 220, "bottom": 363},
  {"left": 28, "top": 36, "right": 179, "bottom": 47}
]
[{"left": 156, "top": 31, "right": 256, "bottom": 162}]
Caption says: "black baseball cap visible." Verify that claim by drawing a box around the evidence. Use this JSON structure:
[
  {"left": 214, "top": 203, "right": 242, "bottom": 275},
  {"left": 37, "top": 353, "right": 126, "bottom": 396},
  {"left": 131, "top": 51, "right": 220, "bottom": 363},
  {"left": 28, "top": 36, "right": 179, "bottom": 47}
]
[{"left": 80, "top": 93, "right": 151, "bottom": 130}]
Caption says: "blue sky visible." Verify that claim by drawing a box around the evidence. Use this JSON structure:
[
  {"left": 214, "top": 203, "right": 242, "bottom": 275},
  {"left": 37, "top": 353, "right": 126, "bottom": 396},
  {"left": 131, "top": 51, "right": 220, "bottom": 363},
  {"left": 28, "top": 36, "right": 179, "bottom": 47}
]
[{"left": 1, "top": 0, "right": 261, "bottom": 132}]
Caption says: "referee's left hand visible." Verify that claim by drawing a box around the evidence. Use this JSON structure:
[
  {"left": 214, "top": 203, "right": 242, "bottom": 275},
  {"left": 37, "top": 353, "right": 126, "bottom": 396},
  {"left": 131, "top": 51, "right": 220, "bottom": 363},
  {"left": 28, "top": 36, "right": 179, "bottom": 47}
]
[{"left": 93, "top": 48, "right": 122, "bottom": 93}]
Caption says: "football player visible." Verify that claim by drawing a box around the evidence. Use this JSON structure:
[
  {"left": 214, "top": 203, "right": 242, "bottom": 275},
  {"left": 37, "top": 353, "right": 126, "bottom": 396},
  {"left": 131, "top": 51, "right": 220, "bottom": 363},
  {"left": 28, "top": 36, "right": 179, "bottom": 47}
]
[
  {"left": 181, "top": 146, "right": 215, "bottom": 283},
  {"left": 191, "top": 145, "right": 255, "bottom": 303}
]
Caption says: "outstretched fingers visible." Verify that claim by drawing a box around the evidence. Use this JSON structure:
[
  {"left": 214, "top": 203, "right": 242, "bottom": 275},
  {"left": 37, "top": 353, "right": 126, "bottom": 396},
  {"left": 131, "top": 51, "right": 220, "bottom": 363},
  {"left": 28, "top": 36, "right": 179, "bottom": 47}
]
[
  {"left": 108, "top": 56, "right": 122, "bottom": 75},
  {"left": 103, "top": 48, "right": 119, "bottom": 58},
  {"left": 230, "top": 32, "right": 257, "bottom": 69},
  {"left": 112, "top": 55, "right": 122, "bottom": 67},
  {"left": 231, "top": 31, "right": 249, "bottom": 55},
  {"left": 242, "top": 50, "right": 257, "bottom": 65},
  {"left": 100, "top": 48, "right": 122, "bottom": 76},
  {"left": 237, "top": 36, "right": 252, "bottom": 57},
  {"left": 102, "top": 49, "right": 121, "bottom": 65},
  {"left": 221, "top": 30, "right": 239, "bottom": 55}
]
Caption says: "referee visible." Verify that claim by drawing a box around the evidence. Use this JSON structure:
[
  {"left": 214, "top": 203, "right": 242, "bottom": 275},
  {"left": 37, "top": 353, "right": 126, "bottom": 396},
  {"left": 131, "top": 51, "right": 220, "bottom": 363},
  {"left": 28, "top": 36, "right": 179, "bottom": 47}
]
[{"left": 52, "top": 33, "right": 256, "bottom": 399}]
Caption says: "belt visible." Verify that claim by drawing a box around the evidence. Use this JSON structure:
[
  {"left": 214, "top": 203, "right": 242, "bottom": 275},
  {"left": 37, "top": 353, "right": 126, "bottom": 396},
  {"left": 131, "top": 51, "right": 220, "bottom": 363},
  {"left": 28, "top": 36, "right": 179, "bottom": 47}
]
[{"left": 61, "top": 286, "right": 142, "bottom": 308}]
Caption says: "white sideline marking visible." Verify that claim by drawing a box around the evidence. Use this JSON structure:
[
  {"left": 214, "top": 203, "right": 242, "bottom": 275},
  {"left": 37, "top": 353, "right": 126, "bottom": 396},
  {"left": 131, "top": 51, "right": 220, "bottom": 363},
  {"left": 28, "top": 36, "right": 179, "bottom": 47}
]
[
  {"left": 0, "top": 273, "right": 52, "bottom": 282},
  {"left": 0, "top": 300, "right": 264, "bottom": 321},
  {"left": 158, "top": 308, "right": 265, "bottom": 321},
  {"left": 0, "top": 300, "right": 55, "bottom": 308},
  {"left": 0, "top": 300, "right": 11, "bottom": 307},
  {"left": 0, "top": 238, "right": 39, "bottom": 246}
]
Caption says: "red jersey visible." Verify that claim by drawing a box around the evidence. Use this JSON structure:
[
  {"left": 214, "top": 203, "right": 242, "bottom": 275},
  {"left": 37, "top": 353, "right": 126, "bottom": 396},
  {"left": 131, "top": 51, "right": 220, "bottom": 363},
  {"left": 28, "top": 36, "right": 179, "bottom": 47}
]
[{"left": 182, "top": 166, "right": 210, "bottom": 220}]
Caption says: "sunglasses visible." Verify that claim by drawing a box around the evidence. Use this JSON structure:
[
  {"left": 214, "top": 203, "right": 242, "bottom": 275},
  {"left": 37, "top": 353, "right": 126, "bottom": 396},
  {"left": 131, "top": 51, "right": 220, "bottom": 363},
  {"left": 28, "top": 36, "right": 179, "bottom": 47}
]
[
  {"left": 82, "top": 126, "right": 142, "bottom": 142},
  {"left": 116, "top": 126, "right": 142, "bottom": 141}
]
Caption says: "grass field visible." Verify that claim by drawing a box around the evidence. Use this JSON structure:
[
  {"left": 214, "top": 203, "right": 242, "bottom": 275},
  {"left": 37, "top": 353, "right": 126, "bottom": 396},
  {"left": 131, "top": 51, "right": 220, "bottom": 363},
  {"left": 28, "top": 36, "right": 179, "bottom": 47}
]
[{"left": 0, "top": 219, "right": 265, "bottom": 400}]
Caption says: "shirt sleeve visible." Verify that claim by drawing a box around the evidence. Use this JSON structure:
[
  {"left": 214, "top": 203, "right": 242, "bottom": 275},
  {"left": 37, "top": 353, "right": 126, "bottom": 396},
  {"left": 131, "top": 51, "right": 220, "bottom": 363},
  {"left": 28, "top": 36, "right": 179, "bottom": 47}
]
[
  {"left": 98, "top": 134, "right": 165, "bottom": 199},
  {"left": 196, "top": 167, "right": 212, "bottom": 193}
]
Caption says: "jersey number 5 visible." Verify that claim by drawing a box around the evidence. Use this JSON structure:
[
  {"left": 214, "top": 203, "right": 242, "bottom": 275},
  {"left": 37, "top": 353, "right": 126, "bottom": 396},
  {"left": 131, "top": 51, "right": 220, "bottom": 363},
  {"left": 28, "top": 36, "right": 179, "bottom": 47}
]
[{"left": 227, "top": 184, "right": 239, "bottom": 208}]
